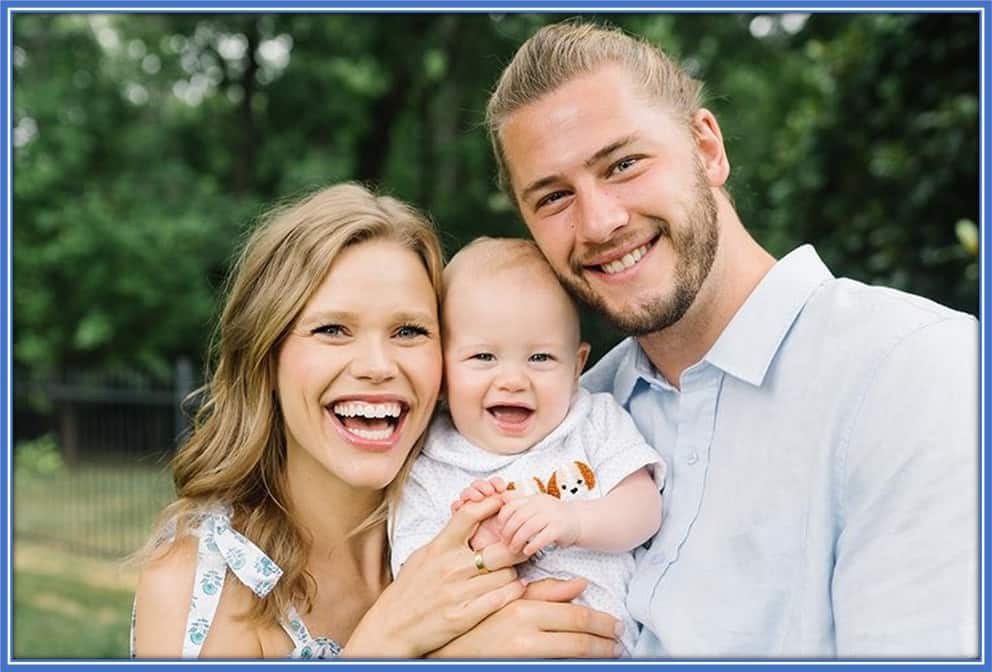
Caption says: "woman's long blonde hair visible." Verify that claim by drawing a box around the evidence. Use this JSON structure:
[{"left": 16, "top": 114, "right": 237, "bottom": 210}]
[{"left": 139, "top": 182, "right": 444, "bottom": 626}]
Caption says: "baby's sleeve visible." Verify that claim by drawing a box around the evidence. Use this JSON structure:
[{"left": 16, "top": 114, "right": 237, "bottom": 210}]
[
  {"left": 389, "top": 462, "right": 447, "bottom": 578},
  {"left": 586, "top": 393, "right": 666, "bottom": 495}
]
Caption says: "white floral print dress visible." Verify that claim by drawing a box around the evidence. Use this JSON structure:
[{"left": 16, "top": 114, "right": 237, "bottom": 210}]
[{"left": 130, "top": 505, "right": 341, "bottom": 659}]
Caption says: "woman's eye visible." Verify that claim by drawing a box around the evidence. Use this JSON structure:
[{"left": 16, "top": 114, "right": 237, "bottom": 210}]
[
  {"left": 396, "top": 324, "right": 430, "bottom": 339},
  {"left": 472, "top": 353, "right": 496, "bottom": 362},
  {"left": 312, "top": 324, "right": 346, "bottom": 337}
]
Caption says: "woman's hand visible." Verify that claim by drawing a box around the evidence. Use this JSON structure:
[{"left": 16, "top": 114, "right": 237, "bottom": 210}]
[
  {"left": 427, "top": 577, "right": 622, "bottom": 658},
  {"left": 343, "top": 496, "right": 526, "bottom": 658}
]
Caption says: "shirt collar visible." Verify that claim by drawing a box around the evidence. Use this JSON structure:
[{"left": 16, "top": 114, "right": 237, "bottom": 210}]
[
  {"left": 613, "top": 337, "right": 667, "bottom": 404},
  {"left": 703, "top": 244, "right": 832, "bottom": 386},
  {"left": 611, "top": 244, "right": 832, "bottom": 399}
]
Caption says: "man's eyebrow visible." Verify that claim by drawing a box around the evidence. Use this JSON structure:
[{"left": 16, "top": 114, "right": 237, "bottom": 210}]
[
  {"left": 583, "top": 135, "right": 639, "bottom": 170},
  {"left": 519, "top": 135, "right": 640, "bottom": 204}
]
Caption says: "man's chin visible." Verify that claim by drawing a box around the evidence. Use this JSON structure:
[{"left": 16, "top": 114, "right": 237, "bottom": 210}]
[{"left": 593, "top": 294, "right": 688, "bottom": 336}]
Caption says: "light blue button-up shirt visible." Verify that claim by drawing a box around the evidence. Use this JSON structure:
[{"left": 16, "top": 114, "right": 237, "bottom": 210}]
[{"left": 583, "top": 245, "right": 979, "bottom": 658}]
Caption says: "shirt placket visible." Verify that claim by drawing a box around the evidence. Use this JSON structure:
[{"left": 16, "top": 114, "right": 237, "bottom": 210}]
[{"left": 627, "top": 365, "right": 722, "bottom": 620}]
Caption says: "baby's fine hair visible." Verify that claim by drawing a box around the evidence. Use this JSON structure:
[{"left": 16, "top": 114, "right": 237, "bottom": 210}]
[{"left": 443, "top": 236, "right": 581, "bottom": 327}]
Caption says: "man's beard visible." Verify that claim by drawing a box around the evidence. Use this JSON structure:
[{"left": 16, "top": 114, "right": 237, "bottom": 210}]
[{"left": 558, "top": 172, "right": 719, "bottom": 336}]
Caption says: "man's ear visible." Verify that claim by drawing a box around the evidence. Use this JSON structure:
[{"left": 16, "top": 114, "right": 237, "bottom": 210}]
[
  {"left": 575, "top": 342, "right": 591, "bottom": 381},
  {"left": 692, "top": 108, "right": 730, "bottom": 188}
]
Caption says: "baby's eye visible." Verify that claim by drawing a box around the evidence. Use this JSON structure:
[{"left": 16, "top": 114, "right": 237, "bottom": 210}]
[
  {"left": 472, "top": 353, "right": 496, "bottom": 362},
  {"left": 529, "top": 353, "right": 554, "bottom": 363}
]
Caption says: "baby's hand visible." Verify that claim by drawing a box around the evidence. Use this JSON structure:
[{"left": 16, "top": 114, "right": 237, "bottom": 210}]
[
  {"left": 467, "top": 512, "right": 504, "bottom": 551},
  {"left": 497, "top": 493, "right": 580, "bottom": 556},
  {"left": 450, "top": 477, "right": 508, "bottom": 513}
]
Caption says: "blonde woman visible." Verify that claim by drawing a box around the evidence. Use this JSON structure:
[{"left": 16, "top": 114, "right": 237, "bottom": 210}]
[{"left": 131, "top": 183, "right": 620, "bottom": 659}]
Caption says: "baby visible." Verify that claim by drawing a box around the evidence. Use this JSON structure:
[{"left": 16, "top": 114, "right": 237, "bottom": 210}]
[{"left": 390, "top": 237, "right": 665, "bottom": 656}]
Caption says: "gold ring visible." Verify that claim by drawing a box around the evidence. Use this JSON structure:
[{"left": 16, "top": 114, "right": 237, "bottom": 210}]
[{"left": 473, "top": 551, "right": 490, "bottom": 574}]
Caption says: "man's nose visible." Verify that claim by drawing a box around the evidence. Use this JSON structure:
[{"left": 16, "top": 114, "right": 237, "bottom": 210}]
[
  {"left": 350, "top": 338, "right": 397, "bottom": 383},
  {"left": 575, "top": 185, "right": 629, "bottom": 244}
]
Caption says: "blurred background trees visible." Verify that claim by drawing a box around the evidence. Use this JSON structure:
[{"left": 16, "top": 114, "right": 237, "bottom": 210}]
[{"left": 13, "top": 11, "right": 980, "bottom": 384}]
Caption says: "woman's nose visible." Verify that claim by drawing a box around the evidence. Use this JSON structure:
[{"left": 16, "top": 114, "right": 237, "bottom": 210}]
[{"left": 350, "top": 339, "right": 397, "bottom": 382}]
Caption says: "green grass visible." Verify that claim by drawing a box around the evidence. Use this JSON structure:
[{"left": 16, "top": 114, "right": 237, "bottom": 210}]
[
  {"left": 13, "top": 541, "right": 137, "bottom": 659},
  {"left": 13, "top": 461, "right": 176, "bottom": 658}
]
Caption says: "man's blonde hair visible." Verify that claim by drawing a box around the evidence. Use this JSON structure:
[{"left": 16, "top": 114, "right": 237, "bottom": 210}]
[{"left": 486, "top": 20, "right": 705, "bottom": 201}]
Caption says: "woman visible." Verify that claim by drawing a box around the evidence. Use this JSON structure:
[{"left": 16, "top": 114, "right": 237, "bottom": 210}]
[{"left": 132, "top": 183, "right": 620, "bottom": 658}]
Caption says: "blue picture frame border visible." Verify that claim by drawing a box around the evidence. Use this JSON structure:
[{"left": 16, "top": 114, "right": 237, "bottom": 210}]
[{"left": 0, "top": 2, "right": 987, "bottom": 671}]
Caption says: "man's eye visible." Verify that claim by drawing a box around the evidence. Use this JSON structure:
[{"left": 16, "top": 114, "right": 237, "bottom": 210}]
[
  {"left": 312, "top": 324, "right": 346, "bottom": 337},
  {"left": 536, "top": 190, "right": 568, "bottom": 209},
  {"left": 610, "top": 157, "right": 638, "bottom": 176},
  {"left": 396, "top": 324, "right": 430, "bottom": 339},
  {"left": 529, "top": 353, "right": 553, "bottom": 363},
  {"left": 472, "top": 353, "right": 496, "bottom": 362}
]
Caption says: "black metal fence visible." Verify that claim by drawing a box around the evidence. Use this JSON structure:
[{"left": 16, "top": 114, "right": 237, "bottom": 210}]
[{"left": 13, "top": 360, "right": 196, "bottom": 558}]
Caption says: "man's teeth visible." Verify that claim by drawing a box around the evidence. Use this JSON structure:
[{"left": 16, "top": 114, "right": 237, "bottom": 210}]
[
  {"left": 332, "top": 401, "right": 402, "bottom": 419},
  {"left": 347, "top": 427, "right": 394, "bottom": 441},
  {"left": 601, "top": 243, "right": 649, "bottom": 275}
]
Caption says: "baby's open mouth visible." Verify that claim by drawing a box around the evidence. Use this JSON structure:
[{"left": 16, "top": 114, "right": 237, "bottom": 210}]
[
  {"left": 330, "top": 400, "right": 408, "bottom": 442},
  {"left": 487, "top": 405, "right": 534, "bottom": 425}
]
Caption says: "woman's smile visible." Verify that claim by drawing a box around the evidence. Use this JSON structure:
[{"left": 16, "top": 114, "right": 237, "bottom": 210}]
[{"left": 327, "top": 395, "right": 411, "bottom": 450}]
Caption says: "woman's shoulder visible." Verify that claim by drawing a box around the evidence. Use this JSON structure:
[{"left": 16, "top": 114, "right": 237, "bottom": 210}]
[
  {"left": 135, "top": 530, "right": 268, "bottom": 657},
  {"left": 133, "top": 534, "right": 200, "bottom": 657},
  {"left": 134, "top": 504, "right": 269, "bottom": 658}
]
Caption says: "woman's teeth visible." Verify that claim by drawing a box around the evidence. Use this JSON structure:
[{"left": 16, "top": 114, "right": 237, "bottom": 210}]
[
  {"left": 347, "top": 426, "right": 394, "bottom": 441},
  {"left": 601, "top": 243, "right": 649, "bottom": 275},
  {"left": 331, "top": 400, "right": 403, "bottom": 441},
  {"left": 333, "top": 401, "right": 402, "bottom": 418}
]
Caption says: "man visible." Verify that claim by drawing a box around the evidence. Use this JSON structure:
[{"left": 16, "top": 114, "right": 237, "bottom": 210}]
[{"left": 484, "top": 20, "right": 979, "bottom": 658}]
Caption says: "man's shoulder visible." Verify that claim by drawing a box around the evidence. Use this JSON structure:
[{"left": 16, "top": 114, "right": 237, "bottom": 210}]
[{"left": 805, "top": 277, "right": 976, "bottom": 345}]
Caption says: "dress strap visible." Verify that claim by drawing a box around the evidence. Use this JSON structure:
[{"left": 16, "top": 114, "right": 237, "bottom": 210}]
[
  {"left": 281, "top": 606, "right": 343, "bottom": 659},
  {"left": 280, "top": 606, "right": 312, "bottom": 650},
  {"left": 127, "top": 506, "right": 283, "bottom": 658},
  {"left": 182, "top": 525, "right": 229, "bottom": 657}
]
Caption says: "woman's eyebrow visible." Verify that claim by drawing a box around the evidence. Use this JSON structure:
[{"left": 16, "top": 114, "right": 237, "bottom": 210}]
[
  {"left": 298, "top": 309, "right": 356, "bottom": 324},
  {"left": 394, "top": 310, "right": 437, "bottom": 324},
  {"left": 299, "top": 309, "right": 437, "bottom": 326}
]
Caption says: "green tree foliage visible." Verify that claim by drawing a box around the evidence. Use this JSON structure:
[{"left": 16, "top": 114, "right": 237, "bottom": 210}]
[{"left": 12, "top": 12, "right": 980, "bottom": 381}]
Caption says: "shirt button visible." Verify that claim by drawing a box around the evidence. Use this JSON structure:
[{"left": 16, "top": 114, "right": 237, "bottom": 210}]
[{"left": 687, "top": 452, "right": 699, "bottom": 465}]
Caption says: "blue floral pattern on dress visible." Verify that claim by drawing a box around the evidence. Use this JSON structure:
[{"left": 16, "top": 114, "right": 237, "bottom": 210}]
[
  {"left": 129, "top": 505, "right": 341, "bottom": 659},
  {"left": 200, "top": 569, "right": 223, "bottom": 596},
  {"left": 187, "top": 617, "right": 210, "bottom": 646},
  {"left": 254, "top": 555, "right": 279, "bottom": 577}
]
